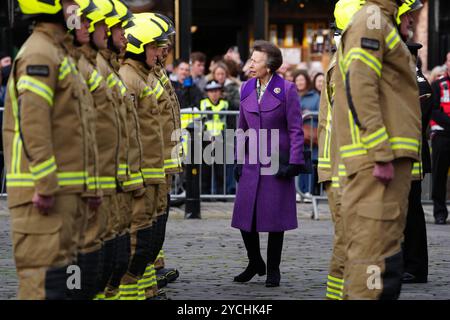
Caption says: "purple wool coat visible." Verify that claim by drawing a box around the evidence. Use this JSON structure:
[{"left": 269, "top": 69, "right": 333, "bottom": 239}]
[{"left": 231, "top": 73, "right": 305, "bottom": 232}]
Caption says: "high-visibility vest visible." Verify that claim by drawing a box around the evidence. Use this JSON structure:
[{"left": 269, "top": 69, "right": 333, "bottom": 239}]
[
  {"left": 199, "top": 98, "right": 228, "bottom": 136},
  {"left": 180, "top": 107, "right": 203, "bottom": 129}
]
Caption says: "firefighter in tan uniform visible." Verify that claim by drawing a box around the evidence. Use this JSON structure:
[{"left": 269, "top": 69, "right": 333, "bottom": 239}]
[
  {"left": 3, "top": 0, "right": 101, "bottom": 299},
  {"left": 334, "top": 0, "right": 421, "bottom": 299},
  {"left": 73, "top": 0, "right": 123, "bottom": 300},
  {"left": 96, "top": 0, "right": 136, "bottom": 300},
  {"left": 136, "top": 13, "right": 181, "bottom": 293},
  {"left": 318, "top": 54, "right": 345, "bottom": 300},
  {"left": 153, "top": 16, "right": 183, "bottom": 284},
  {"left": 118, "top": 17, "right": 168, "bottom": 300},
  {"left": 318, "top": 0, "right": 366, "bottom": 300}
]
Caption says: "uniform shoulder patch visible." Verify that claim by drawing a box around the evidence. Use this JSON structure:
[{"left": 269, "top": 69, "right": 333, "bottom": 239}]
[
  {"left": 361, "top": 38, "right": 380, "bottom": 51},
  {"left": 26, "top": 65, "right": 50, "bottom": 77}
]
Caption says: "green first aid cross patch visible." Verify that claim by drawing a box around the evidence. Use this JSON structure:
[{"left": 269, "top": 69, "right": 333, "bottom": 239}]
[{"left": 26, "top": 65, "right": 50, "bottom": 77}]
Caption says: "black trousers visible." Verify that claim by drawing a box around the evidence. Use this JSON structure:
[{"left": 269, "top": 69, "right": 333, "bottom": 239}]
[
  {"left": 403, "top": 181, "right": 428, "bottom": 279},
  {"left": 431, "top": 134, "right": 450, "bottom": 220},
  {"left": 240, "top": 207, "right": 284, "bottom": 272}
]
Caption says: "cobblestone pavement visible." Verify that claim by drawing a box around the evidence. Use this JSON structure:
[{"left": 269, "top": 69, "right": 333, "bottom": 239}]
[{"left": 1, "top": 199, "right": 449, "bottom": 300}]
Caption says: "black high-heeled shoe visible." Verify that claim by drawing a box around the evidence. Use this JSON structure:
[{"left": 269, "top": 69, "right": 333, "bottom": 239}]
[
  {"left": 233, "top": 262, "right": 266, "bottom": 283},
  {"left": 265, "top": 268, "right": 280, "bottom": 287}
]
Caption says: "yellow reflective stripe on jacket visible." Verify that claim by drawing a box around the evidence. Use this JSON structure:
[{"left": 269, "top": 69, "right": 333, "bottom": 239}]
[
  {"left": 123, "top": 172, "right": 144, "bottom": 187},
  {"left": 161, "top": 74, "right": 169, "bottom": 86},
  {"left": 412, "top": 161, "right": 422, "bottom": 175},
  {"left": 141, "top": 168, "right": 165, "bottom": 179},
  {"left": 361, "top": 126, "right": 389, "bottom": 149},
  {"left": 95, "top": 176, "right": 117, "bottom": 189},
  {"left": 338, "top": 164, "right": 347, "bottom": 177},
  {"left": 322, "top": 96, "right": 332, "bottom": 162},
  {"left": 17, "top": 75, "right": 54, "bottom": 106},
  {"left": 7, "top": 171, "right": 88, "bottom": 187},
  {"left": 318, "top": 158, "right": 331, "bottom": 169},
  {"left": 88, "top": 69, "right": 103, "bottom": 92},
  {"left": 386, "top": 28, "right": 401, "bottom": 50},
  {"left": 6, "top": 173, "right": 34, "bottom": 187},
  {"left": 140, "top": 86, "right": 153, "bottom": 99},
  {"left": 118, "top": 79, "right": 127, "bottom": 95},
  {"left": 343, "top": 48, "right": 382, "bottom": 78},
  {"left": 29, "top": 156, "right": 57, "bottom": 180},
  {"left": 58, "top": 172, "right": 88, "bottom": 186},
  {"left": 164, "top": 158, "right": 180, "bottom": 169},
  {"left": 389, "top": 137, "right": 420, "bottom": 153},
  {"left": 117, "top": 163, "right": 128, "bottom": 176},
  {"left": 9, "top": 77, "right": 23, "bottom": 174},
  {"left": 107, "top": 73, "right": 119, "bottom": 88},
  {"left": 59, "top": 57, "right": 72, "bottom": 81},
  {"left": 331, "top": 177, "right": 340, "bottom": 188},
  {"left": 348, "top": 111, "right": 361, "bottom": 145},
  {"left": 154, "top": 81, "right": 164, "bottom": 100},
  {"left": 59, "top": 57, "right": 78, "bottom": 81},
  {"left": 340, "top": 143, "right": 367, "bottom": 158}
]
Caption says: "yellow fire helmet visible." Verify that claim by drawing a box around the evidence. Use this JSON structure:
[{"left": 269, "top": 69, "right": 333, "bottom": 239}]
[
  {"left": 105, "top": 0, "right": 134, "bottom": 29},
  {"left": 75, "top": 0, "right": 117, "bottom": 33},
  {"left": 396, "top": 0, "right": 423, "bottom": 24},
  {"left": 334, "top": 0, "right": 366, "bottom": 32},
  {"left": 18, "top": 0, "right": 62, "bottom": 15},
  {"left": 125, "top": 15, "right": 168, "bottom": 55},
  {"left": 131, "top": 12, "right": 175, "bottom": 37}
]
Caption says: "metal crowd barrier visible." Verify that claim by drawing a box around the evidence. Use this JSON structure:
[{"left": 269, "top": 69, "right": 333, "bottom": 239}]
[{"left": 0, "top": 108, "right": 444, "bottom": 219}]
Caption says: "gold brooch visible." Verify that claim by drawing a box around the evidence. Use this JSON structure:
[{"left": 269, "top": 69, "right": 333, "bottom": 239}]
[{"left": 274, "top": 87, "right": 281, "bottom": 94}]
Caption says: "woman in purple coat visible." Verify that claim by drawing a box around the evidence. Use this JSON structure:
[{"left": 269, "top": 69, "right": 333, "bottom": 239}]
[{"left": 232, "top": 41, "right": 305, "bottom": 287}]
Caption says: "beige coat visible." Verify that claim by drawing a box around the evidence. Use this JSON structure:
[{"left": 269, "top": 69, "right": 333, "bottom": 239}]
[
  {"left": 79, "top": 45, "right": 120, "bottom": 195},
  {"left": 119, "top": 59, "right": 165, "bottom": 185},
  {"left": 150, "top": 66, "right": 182, "bottom": 174},
  {"left": 2, "top": 23, "right": 99, "bottom": 208},
  {"left": 334, "top": 0, "right": 421, "bottom": 177}
]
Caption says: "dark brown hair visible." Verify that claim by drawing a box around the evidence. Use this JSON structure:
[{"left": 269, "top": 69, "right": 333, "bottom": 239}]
[
  {"left": 252, "top": 40, "right": 283, "bottom": 73},
  {"left": 190, "top": 51, "right": 206, "bottom": 64},
  {"left": 293, "top": 69, "right": 312, "bottom": 91}
]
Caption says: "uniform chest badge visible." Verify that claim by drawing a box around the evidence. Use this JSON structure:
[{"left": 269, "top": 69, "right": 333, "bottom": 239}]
[{"left": 274, "top": 87, "right": 281, "bottom": 94}]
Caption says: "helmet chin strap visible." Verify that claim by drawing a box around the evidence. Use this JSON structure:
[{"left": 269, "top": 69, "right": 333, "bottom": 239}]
[{"left": 107, "top": 36, "right": 120, "bottom": 54}]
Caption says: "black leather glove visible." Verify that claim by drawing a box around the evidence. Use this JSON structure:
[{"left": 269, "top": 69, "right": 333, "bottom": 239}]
[
  {"left": 276, "top": 164, "right": 303, "bottom": 179},
  {"left": 234, "top": 164, "right": 243, "bottom": 182}
]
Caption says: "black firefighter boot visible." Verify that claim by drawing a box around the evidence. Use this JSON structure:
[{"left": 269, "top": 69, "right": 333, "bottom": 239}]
[
  {"left": 45, "top": 265, "right": 71, "bottom": 300},
  {"left": 70, "top": 250, "right": 101, "bottom": 300},
  {"left": 96, "top": 237, "right": 117, "bottom": 298},
  {"left": 234, "top": 230, "right": 266, "bottom": 282},
  {"left": 266, "top": 232, "right": 284, "bottom": 287},
  {"left": 155, "top": 194, "right": 180, "bottom": 284}
]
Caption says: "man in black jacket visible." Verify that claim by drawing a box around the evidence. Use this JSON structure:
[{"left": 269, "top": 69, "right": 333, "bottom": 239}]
[
  {"left": 171, "top": 59, "right": 203, "bottom": 109},
  {"left": 402, "top": 43, "right": 431, "bottom": 284},
  {"left": 430, "top": 52, "right": 450, "bottom": 225}
]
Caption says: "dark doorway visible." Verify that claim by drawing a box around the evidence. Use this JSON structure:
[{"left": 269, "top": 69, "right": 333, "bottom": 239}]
[{"left": 191, "top": 0, "right": 252, "bottom": 64}]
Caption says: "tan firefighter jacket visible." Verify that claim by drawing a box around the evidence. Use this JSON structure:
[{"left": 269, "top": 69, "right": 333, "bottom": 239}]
[
  {"left": 119, "top": 59, "right": 165, "bottom": 185},
  {"left": 150, "top": 67, "right": 182, "bottom": 174},
  {"left": 334, "top": 0, "right": 421, "bottom": 177},
  {"left": 79, "top": 44, "right": 119, "bottom": 195},
  {"left": 2, "top": 23, "right": 100, "bottom": 208},
  {"left": 155, "top": 63, "right": 184, "bottom": 167},
  {"left": 102, "top": 50, "right": 144, "bottom": 192}
]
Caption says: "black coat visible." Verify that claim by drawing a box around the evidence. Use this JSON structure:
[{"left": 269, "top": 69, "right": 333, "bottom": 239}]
[
  {"left": 171, "top": 80, "right": 204, "bottom": 109},
  {"left": 417, "top": 67, "right": 432, "bottom": 174}
]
